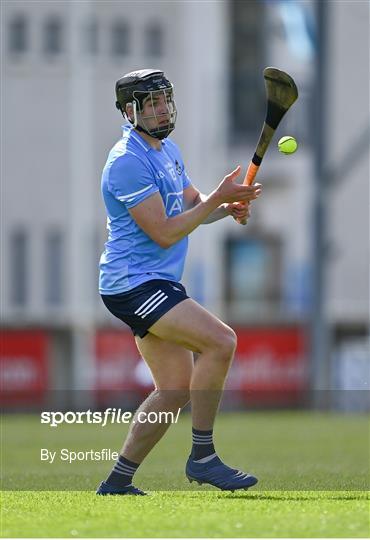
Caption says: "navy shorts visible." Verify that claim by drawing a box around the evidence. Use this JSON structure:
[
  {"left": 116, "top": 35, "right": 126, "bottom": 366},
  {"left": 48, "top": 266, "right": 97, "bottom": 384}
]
[{"left": 101, "top": 279, "right": 189, "bottom": 338}]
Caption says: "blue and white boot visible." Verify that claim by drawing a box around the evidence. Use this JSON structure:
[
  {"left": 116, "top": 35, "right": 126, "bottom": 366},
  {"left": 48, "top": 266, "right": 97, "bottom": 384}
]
[{"left": 186, "top": 454, "right": 258, "bottom": 492}]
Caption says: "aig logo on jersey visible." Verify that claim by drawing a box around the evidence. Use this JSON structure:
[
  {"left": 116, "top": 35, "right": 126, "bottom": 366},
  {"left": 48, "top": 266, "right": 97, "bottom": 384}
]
[{"left": 166, "top": 191, "right": 183, "bottom": 216}]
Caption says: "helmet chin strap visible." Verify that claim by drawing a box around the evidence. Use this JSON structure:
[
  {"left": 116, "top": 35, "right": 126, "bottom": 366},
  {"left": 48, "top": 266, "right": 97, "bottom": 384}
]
[{"left": 134, "top": 123, "right": 168, "bottom": 140}]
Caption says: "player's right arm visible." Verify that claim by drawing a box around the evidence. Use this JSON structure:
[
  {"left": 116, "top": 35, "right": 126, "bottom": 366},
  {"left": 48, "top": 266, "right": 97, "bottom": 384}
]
[{"left": 129, "top": 166, "right": 261, "bottom": 248}]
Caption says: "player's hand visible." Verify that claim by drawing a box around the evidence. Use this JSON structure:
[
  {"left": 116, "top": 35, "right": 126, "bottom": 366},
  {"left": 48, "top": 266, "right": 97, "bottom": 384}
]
[
  {"left": 213, "top": 166, "right": 262, "bottom": 204},
  {"left": 227, "top": 202, "right": 251, "bottom": 223}
]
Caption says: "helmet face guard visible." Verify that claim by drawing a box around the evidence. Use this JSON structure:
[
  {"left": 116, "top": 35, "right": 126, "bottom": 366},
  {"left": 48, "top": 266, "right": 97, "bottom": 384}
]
[
  {"left": 130, "top": 88, "right": 177, "bottom": 140},
  {"left": 115, "top": 69, "right": 177, "bottom": 140}
]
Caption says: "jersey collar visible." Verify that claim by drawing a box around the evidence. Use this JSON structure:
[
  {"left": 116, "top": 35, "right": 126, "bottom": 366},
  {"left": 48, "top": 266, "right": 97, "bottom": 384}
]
[
  {"left": 130, "top": 129, "right": 152, "bottom": 152},
  {"left": 123, "top": 125, "right": 167, "bottom": 152}
]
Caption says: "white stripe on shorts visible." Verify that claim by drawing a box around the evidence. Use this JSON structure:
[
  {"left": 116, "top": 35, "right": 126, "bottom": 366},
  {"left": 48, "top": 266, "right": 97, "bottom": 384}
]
[
  {"left": 134, "top": 290, "right": 163, "bottom": 315},
  {"left": 137, "top": 292, "right": 166, "bottom": 317},
  {"left": 141, "top": 295, "right": 168, "bottom": 319}
]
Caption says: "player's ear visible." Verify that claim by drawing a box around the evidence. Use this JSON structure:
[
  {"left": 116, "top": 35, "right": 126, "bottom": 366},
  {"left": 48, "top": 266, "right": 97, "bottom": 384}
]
[{"left": 125, "top": 103, "right": 134, "bottom": 122}]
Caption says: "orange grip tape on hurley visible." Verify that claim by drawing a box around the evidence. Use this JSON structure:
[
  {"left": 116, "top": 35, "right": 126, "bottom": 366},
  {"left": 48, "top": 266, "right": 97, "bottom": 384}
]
[
  {"left": 237, "top": 161, "right": 260, "bottom": 224},
  {"left": 243, "top": 161, "right": 260, "bottom": 186}
]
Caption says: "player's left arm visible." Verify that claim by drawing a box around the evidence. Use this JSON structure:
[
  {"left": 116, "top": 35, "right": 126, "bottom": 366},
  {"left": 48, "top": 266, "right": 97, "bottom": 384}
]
[{"left": 183, "top": 184, "right": 250, "bottom": 224}]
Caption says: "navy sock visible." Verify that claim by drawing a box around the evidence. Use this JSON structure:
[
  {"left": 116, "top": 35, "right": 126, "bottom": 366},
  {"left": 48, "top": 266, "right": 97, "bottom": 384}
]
[
  {"left": 191, "top": 428, "right": 216, "bottom": 460},
  {"left": 106, "top": 455, "right": 139, "bottom": 487}
]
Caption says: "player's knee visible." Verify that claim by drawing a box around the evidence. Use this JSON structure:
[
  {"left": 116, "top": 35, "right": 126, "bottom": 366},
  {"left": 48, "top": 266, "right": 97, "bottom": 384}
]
[
  {"left": 212, "top": 326, "right": 237, "bottom": 359},
  {"left": 156, "top": 388, "right": 190, "bottom": 409},
  {"left": 222, "top": 327, "right": 237, "bottom": 356}
]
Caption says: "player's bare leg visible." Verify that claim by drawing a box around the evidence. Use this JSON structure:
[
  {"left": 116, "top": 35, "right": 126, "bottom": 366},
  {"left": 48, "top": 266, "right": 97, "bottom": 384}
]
[
  {"left": 120, "top": 298, "right": 236, "bottom": 463},
  {"left": 149, "top": 298, "right": 258, "bottom": 491},
  {"left": 97, "top": 336, "right": 193, "bottom": 495},
  {"left": 121, "top": 334, "right": 193, "bottom": 463}
]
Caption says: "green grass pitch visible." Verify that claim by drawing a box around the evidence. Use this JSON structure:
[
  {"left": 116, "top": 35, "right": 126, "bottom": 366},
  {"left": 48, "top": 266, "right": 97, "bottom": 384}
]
[{"left": 1, "top": 411, "right": 369, "bottom": 537}]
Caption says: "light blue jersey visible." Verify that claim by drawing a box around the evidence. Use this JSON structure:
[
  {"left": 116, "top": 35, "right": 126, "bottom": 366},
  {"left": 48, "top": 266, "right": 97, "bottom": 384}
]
[{"left": 99, "top": 126, "right": 192, "bottom": 294}]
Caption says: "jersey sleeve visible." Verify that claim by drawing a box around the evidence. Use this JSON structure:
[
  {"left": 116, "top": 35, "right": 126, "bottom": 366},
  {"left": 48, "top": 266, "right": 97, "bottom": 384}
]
[{"left": 108, "top": 154, "right": 159, "bottom": 209}]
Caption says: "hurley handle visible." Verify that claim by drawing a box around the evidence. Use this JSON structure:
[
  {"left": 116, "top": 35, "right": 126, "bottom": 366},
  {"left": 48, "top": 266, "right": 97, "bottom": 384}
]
[{"left": 238, "top": 161, "right": 260, "bottom": 225}]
